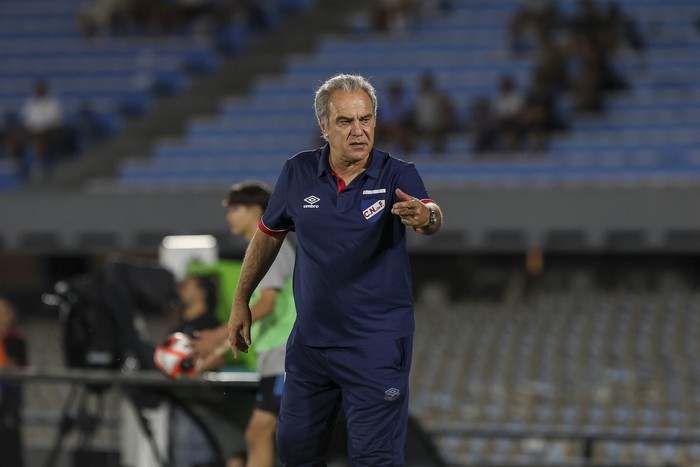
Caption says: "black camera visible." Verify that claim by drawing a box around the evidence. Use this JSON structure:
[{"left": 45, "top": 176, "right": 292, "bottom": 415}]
[{"left": 45, "top": 260, "right": 178, "bottom": 372}]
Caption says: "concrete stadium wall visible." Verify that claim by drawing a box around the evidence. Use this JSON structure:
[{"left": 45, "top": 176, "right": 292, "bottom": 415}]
[{"left": 1, "top": 184, "right": 699, "bottom": 254}]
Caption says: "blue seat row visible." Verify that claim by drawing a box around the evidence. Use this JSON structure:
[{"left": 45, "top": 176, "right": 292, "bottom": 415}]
[
  {"left": 120, "top": 168, "right": 282, "bottom": 187},
  {"left": 119, "top": 155, "right": 700, "bottom": 190}
]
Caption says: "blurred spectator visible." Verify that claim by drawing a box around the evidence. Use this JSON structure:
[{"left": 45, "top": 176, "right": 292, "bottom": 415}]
[
  {"left": 76, "top": 0, "right": 129, "bottom": 39},
  {"left": 570, "top": 0, "right": 605, "bottom": 40},
  {"left": 468, "top": 97, "right": 499, "bottom": 155},
  {"left": 508, "top": 0, "right": 560, "bottom": 55},
  {"left": 373, "top": 0, "right": 416, "bottom": 33},
  {"left": 171, "top": 274, "right": 221, "bottom": 348},
  {"left": 0, "top": 297, "right": 28, "bottom": 467},
  {"left": 568, "top": 29, "right": 626, "bottom": 113},
  {"left": 570, "top": 38, "right": 605, "bottom": 113},
  {"left": 373, "top": 0, "right": 452, "bottom": 33},
  {"left": 20, "top": 79, "right": 65, "bottom": 179},
  {"left": 1, "top": 112, "right": 27, "bottom": 179},
  {"left": 520, "top": 73, "right": 566, "bottom": 151},
  {"left": 532, "top": 32, "right": 569, "bottom": 93},
  {"left": 167, "top": 274, "right": 246, "bottom": 467},
  {"left": 569, "top": 0, "right": 627, "bottom": 92},
  {"left": 571, "top": 70, "right": 604, "bottom": 114},
  {"left": 493, "top": 74, "right": 525, "bottom": 151},
  {"left": 76, "top": 0, "right": 250, "bottom": 40},
  {"left": 505, "top": 0, "right": 636, "bottom": 128},
  {"left": 122, "top": 0, "right": 166, "bottom": 34},
  {"left": 376, "top": 80, "right": 412, "bottom": 153},
  {"left": 2, "top": 100, "right": 107, "bottom": 182},
  {"left": 601, "top": 2, "right": 644, "bottom": 54},
  {"left": 414, "top": 0, "right": 452, "bottom": 20},
  {"left": 407, "top": 72, "right": 455, "bottom": 155},
  {"left": 142, "top": 0, "right": 225, "bottom": 37},
  {"left": 169, "top": 0, "right": 219, "bottom": 33}
]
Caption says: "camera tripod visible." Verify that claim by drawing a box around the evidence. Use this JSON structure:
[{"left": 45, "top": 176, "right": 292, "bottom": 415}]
[{"left": 43, "top": 382, "right": 167, "bottom": 467}]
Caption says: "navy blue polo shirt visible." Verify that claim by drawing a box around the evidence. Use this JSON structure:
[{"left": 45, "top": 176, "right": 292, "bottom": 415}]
[{"left": 260, "top": 144, "right": 433, "bottom": 347}]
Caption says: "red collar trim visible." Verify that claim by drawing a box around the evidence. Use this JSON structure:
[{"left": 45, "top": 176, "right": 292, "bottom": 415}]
[{"left": 331, "top": 172, "right": 346, "bottom": 193}]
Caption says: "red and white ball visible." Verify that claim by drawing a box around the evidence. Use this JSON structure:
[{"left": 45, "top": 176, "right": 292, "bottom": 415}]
[{"left": 154, "top": 332, "right": 197, "bottom": 379}]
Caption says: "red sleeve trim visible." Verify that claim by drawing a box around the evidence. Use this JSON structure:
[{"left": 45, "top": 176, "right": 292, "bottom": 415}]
[{"left": 258, "top": 220, "right": 290, "bottom": 238}]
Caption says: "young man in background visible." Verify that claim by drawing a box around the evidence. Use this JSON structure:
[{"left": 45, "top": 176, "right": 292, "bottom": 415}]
[{"left": 193, "top": 181, "right": 296, "bottom": 467}]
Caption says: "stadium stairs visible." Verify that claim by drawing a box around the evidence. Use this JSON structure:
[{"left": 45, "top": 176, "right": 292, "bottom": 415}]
[{"left": 101, "top": 0, "right": 700, "bottom": 191}]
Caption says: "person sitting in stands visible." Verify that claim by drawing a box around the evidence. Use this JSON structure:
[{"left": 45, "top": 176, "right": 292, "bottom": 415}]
[
  {"left": 20, "top": 79, "right": 65, "bottom": 179},
  {"left": 407, "top": 72, "right": 455, "bottom": 156},
  {"left": 376, "top": 80, "right": 413, "bottom": 154}
]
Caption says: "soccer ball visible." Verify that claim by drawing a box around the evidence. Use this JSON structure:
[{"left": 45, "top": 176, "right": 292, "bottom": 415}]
[{"left": 154, "top": 332, "right": 197, "bottom": 379}]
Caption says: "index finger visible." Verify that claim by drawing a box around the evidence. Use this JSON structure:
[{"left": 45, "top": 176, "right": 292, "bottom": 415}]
[
  {"left": 392, "top": 197, "right": 419, "bottom": 213},
  {"left": 393, "top": 199, "right": 417, "bottom": 209},
  {"left": 228, "top": 328, "right": 240, "bottom": 359},
  {"left": 229, "top": 331, "right": 249, "bottom": 359}
]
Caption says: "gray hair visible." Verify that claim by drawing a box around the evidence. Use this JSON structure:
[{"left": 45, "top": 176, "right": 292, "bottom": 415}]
[{"left": 314, "top": 74, "right": 378, "bottom": 135}]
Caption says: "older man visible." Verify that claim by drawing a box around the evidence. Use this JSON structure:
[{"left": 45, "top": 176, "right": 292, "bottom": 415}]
[{"left": 229, "top": 74, "right": 443, "bottom": 466}]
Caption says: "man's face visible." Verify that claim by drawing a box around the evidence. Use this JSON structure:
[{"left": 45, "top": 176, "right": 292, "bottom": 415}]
[
  {"left": 320, "top": 90, "right": 375, "bottom": 165},
  {"left": 177, "top": 276, "right": 203, "bottom": 308},
  {"left": 226, "top": 204, "right": 261, "bottom": 237}
]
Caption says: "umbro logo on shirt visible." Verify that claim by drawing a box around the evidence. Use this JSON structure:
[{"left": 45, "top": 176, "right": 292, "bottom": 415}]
[
  {"left": 384, "top": 388, "right": 401, "bottom": 401},
  {"left": 303, "top": 195, "right": 320, "bottom": 208}
]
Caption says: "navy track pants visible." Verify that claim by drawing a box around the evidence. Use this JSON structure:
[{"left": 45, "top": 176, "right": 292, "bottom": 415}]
[{"left": 277, "top": 331, "right": 413, "bottom": 467}]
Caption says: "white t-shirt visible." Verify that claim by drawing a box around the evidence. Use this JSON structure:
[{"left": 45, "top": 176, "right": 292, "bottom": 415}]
[
  {"left": 21, "top": 96, "right": 63, "bottom": 132},
  {"left": 495, "top": 92, "right": 524, "bottom": 119}
]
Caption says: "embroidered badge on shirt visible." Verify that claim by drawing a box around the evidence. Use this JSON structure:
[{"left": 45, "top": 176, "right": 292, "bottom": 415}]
[
  {"left": 362, "top": 188, "right": 387, "bottom": 195},
  {"left": 361, "top": 198, "right": 385, "bottom": 223}
]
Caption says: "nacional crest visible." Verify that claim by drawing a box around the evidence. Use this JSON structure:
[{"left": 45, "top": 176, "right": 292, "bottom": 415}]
[{"left": 361, "top": 198, "right": 386, "bottom": 223}]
